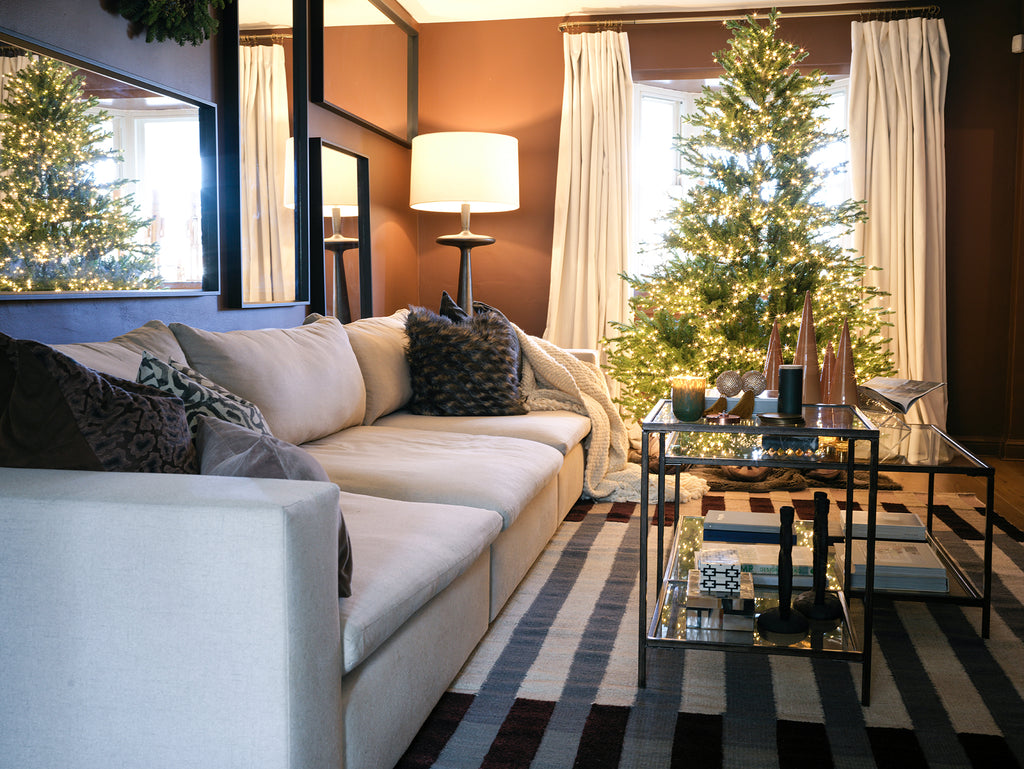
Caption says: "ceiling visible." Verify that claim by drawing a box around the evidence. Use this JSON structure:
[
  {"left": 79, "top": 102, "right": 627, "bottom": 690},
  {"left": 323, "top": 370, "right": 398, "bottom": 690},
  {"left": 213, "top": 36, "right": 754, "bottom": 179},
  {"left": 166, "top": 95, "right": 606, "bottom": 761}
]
[{"left": 239, "top": 0, "right": 885, "bottom": 28}]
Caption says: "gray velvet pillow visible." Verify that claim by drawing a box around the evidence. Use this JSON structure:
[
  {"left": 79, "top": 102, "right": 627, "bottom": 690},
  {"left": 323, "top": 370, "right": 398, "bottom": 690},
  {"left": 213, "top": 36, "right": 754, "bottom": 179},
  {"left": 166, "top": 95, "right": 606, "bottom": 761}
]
[{"left": 196, "top": 415, "right": 353, "bottom": 597}]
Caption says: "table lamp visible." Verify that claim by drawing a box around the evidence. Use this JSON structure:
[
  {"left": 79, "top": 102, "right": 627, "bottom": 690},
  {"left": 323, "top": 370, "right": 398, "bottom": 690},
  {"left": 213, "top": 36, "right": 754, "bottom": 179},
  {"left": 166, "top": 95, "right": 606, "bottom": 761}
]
[
  {"left": 409, "top": 131, "right": 519, "bottom": 314},
  {"left": 285, "top": 139, "right": 361, "bottom": 322}
]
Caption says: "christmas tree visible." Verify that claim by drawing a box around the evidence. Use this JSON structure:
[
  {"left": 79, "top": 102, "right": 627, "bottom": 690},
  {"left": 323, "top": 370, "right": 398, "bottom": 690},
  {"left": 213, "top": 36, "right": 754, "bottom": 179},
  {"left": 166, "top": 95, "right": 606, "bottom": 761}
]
[
  {"left": 605, "top": 11, "right": 894, "bottom": 422},
  {"left": 0, "top": 55, "right": 160, "bottom": 292}
]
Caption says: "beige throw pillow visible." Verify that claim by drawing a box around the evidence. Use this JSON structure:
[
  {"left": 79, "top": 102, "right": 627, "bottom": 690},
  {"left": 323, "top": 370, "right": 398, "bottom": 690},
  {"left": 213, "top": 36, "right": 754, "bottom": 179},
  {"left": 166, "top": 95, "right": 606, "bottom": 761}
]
[
  {"left": 53, "top": 320, "right": 187, "bottom": 380},
  {"left": 170, "top": 316, "right": 366, "bottom": 445},
  {"left": 343, "top": 309, "right": 412, "bottom": 424}
]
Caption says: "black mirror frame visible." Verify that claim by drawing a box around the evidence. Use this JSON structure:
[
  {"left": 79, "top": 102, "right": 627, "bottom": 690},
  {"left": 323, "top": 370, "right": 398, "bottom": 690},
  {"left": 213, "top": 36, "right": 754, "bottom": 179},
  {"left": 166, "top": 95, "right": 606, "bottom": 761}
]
[
  {"left": 0, "top": 27, "right": 220, "bottom": 300},
  {"left": 308, "top": 138, "right": 372, "bottom": 319},
  {"left": 310, "top": 0, "right": 418, "bottom": 147},
  {"left": 221, "top": 0, "right": 311, "bottom": 308}
]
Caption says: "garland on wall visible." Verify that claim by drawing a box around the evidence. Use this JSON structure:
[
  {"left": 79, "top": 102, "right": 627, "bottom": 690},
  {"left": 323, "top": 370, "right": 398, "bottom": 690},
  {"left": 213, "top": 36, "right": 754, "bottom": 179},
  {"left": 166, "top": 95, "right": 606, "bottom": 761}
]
[{"left": 117, "top": 0, "right": 232, "bottom": 46}]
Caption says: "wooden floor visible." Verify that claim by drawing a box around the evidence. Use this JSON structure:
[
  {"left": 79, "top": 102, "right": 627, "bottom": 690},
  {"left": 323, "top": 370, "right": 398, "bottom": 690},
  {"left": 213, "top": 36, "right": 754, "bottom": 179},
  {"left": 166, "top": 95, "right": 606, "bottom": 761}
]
[{"left": 896, "top": 454, "right": 1024, "bottom": 532}]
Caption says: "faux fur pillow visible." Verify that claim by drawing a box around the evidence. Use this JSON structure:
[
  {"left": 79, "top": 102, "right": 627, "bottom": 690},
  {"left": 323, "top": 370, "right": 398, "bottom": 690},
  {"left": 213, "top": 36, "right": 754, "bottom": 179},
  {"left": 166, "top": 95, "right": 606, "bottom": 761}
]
[
  {"left": 438, "top": 291, "right": 523, "bottom": 382},
  {"left": 0, "top": 333, "right": 196, "bottom": 474},
  {"left": 405, "top": 305, "right": 527, "bottom": 417}
]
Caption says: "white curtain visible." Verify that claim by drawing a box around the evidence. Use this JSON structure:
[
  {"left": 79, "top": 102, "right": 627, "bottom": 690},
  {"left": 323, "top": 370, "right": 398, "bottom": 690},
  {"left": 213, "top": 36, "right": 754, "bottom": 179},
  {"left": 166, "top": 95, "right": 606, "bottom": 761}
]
[
  {"left": 239, "top": 44, "right": 295, "bottom": 303},
  {"left": 0, "top": 54, "right": 31, "bottom": 105},
  {"left": 849, "top": 18, "right": 949, "bottom": 427},
  {"left": 544, "top": 31, "right": 633, "bottom": 352}
]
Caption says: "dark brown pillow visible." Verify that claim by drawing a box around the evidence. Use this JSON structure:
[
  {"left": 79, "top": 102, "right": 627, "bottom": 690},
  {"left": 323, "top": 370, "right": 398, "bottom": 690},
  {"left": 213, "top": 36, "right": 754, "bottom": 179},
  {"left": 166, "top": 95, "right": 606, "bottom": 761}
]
[
  {"left": 438, "top": 291, "right": 523, "bottom": 382},
  {"left": 405, "top": 305, "right": 527, "bottom": 417},
  {"left": 195, "top": 415, "right": 353, "bottom": 597},
  {"left": 0, "top": 333, "right": 196, "bottom": 474}
]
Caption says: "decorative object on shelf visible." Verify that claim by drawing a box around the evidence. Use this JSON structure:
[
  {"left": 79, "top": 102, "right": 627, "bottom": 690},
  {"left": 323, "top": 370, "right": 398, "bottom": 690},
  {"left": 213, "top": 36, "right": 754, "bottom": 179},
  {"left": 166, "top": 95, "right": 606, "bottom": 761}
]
[
  {"left": 410, "top": 132, "right": 520, "bottom": 314},
  {"left": 715, "top": 370, "right": 743, "bottom": 397},
  {"left": 766, "top": 363, "right": 805, "bottom": 425},
  {"left": 741, "top": 369, "right": 767, "bottom": 396},
  {"left": 705, "top": 411, "right": 741, "bottom": 425},
  {"left": 793, "top": 491, "right": 843, "bottom": 621},
  {"left": 117, "top": 0, "right": 228, "bottom": 46},
  {"left": 793, "top": 291, "right": 821, "bottom": 404},
  {"left": 703, "top": 395, "right": 728, "bottom": 416},
  {"left": 696, "top": 548, "right": 742, "bottom": 595},
  {"left": 671, "top": 375, "right": 707, "bottom": 422},
  {"left": 763, "top": 320, "right": 783, "bottom": 394},
  {"left": 755, "top": 506, "right": 809, "bottom": 638},
  {"left": 820, "top": 341, "right": 837, "bottom": 404},
  {"left": 831, "top": 320, "right": 859, "bottom": 405},
  {"left": 728, "top": 390, "right": 755, "bottom": 419}
]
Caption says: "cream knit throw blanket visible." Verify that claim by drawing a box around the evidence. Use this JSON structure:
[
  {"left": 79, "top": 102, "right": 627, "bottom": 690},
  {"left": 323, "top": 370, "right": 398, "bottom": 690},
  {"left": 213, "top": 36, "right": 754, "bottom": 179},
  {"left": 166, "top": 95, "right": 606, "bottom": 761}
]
[{"left": 515, "top": 328, "right": 708, "bottom": 503}]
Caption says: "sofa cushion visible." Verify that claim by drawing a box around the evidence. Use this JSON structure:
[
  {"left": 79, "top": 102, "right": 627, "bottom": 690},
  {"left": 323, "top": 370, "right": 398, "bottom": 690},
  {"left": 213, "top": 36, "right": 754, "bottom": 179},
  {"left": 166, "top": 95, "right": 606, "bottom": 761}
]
[
  {"left": 195, "top": 416, "right": 353, "bottom": 597},
  {"left": 52, "top": 320, "right": 188, "bottom": 381},
  {"left": 302, "top": 425, "right": 563, "bottom": 529},
  {"left": 170, "top": 316, "right": 366, "bottom": 445},
  {"left": 371, "top": 409, "right": 591, "bottom": 455},
  {"left": 137, "top": 352, "right": 272, "bottom": 438},
  {"left": 342, "top": 309, "right": 411, "bottom": 424},
  {"left": 405, "top": 306, "right": 526, "bottom": 417},
  {"left": 335, "top": 490, "right": 502, "bottom": 672},
  {"left": 0, "top": 333, "right": 196, "bottom": 474}
]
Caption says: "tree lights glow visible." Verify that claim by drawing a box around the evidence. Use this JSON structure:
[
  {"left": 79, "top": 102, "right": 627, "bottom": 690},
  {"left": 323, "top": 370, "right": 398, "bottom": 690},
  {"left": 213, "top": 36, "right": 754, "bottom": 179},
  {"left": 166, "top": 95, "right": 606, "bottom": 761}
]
[
  {"left": 0, "top": 55, "right": 161, "bottom": 292},
  {"left": 605, "top": 11, "right": 894, "bottom": 422}
]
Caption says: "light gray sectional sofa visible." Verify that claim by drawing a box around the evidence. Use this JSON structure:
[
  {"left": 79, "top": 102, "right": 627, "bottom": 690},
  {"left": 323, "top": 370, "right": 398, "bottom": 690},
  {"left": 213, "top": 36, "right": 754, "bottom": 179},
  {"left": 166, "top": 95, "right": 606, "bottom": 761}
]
[{"left": 0, "top": 310, "right": 591, "bottom": 769}]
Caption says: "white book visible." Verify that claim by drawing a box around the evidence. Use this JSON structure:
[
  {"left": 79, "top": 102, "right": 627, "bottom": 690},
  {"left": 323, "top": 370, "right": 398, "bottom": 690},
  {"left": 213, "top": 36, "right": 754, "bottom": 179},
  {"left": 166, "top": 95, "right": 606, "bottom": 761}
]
[
  {"left": 701, "top": 543, "right": 814, "bottom": 576},
  {"left": 840, "top": 509, "right": 927, "bottom": 541},
  {"left": 834, "top": 541, "right": 948, "bottom": 592},
  {"left": 704, "top": 510, "right": 781, "bottom": 533}
]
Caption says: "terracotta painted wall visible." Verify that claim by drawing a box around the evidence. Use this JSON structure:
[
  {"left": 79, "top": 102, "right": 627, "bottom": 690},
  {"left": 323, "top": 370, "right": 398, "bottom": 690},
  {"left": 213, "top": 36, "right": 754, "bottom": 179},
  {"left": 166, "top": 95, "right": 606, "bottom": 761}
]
[{"left": 417, "top": 18, "right": 565, "bottom": 335}]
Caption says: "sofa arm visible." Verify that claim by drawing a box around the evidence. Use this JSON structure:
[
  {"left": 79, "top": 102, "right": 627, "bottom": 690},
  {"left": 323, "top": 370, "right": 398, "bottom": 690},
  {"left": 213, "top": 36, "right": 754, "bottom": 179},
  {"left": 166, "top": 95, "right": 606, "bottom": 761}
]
[{"left": 0, "top": 468, "right": 342, "bottom": 769}]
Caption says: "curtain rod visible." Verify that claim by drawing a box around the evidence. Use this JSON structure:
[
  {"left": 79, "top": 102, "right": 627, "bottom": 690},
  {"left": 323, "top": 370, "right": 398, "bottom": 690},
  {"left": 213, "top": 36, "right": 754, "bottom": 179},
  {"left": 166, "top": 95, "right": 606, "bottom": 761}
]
[
  {"left": 558, "top": 5, "right": 939, "bottom": 32},
  {"left": 239, "top": 32, "right": 293, "bottom": 45}
]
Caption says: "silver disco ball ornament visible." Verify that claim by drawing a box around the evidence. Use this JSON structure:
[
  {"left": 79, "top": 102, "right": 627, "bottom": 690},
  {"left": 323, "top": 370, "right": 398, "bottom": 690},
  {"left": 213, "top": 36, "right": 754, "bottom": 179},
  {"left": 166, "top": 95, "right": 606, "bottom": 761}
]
[
  {"left": 715, "top": 370, "right": 743, "bottom": 397},
  {"left": 741, "top": 370, "right": 767, "bottom": 396}
]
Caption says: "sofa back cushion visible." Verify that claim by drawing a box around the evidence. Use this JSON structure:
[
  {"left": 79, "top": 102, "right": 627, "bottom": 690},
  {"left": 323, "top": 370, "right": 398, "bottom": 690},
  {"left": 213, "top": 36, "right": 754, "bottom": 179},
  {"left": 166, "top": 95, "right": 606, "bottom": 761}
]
[
  {"left": 52, "top": 320, "right": 187, "bottom": 380},
  {"left": 343, "top": 309, "right": 412, "bottom": 424},
  {"left": 170, "top": 316, "right": 366, "bottom": 445}
]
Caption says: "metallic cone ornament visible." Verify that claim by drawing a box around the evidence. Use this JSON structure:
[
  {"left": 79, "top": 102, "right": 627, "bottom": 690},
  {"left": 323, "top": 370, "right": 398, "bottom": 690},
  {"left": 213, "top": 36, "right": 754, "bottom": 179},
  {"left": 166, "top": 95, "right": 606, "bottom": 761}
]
[
  {"left": 763, "top": 320, "right": 783, "bottom": 394},
  {"left": 820, "top": 341, "right": 836, "bottom": 404},
  {"left": 793, "top": 291, "right": 821, "bottom": 404},
  {"left": 831, "top": 320, "right": 859, "bottom": 405}
]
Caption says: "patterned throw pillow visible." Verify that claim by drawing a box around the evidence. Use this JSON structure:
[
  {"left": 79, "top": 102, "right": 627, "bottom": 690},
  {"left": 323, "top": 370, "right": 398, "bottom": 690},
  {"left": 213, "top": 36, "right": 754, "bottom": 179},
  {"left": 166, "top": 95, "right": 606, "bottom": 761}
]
[
  {"left": 137, "top": 351, "right": 272, "bottom": 437},
  {"left": 438, "top": 291, "right": 523, "bottom": 381},
  {"left": 405, "top": 305, "right": 527, "bottom": 417},
  {"left": 196, "top": 415, "right": 353, "bottom": 597},
  {"left": 0, "top": 333, "right": 196, "bottom": 474}
]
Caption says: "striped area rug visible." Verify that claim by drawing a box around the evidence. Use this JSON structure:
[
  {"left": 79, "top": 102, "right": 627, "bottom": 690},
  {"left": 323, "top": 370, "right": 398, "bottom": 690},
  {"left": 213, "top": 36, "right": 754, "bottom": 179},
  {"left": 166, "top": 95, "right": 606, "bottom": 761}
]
[{"left": 395, "top": 490, "right": 1024, "bottom": 769}]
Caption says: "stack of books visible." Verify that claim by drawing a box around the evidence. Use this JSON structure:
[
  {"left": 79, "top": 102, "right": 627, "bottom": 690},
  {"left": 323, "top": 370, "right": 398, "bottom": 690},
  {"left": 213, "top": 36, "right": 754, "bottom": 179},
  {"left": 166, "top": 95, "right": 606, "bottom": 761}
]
[
  {"left": 840, "top": 509, "right": 927, "bottom": 541},
  {"left": 834, "top": 540, "right": 948, "bottom": 592},
  {"left": 703, "top": 510, "right": 795, "bottom": 544},
  {"left": 700, "top": 542, "right": 814, "bottom": 587}
]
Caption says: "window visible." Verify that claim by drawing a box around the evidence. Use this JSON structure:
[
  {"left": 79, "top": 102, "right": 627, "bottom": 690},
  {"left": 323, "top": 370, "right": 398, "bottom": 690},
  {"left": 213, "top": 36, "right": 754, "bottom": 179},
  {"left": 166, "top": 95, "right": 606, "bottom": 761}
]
[{"left": 631, "top": 78, "right": 852, "bottom": 277}]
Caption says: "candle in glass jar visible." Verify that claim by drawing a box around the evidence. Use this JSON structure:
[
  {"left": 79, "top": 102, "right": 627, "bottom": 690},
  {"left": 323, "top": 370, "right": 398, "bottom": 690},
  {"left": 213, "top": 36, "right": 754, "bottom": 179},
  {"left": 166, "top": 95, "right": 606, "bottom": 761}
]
[
  {"left": 671, "top": 375, "right": 706, "bottom": 422},
  {"left": 777, "top": 364, "right": 804, "bottom": 416}
]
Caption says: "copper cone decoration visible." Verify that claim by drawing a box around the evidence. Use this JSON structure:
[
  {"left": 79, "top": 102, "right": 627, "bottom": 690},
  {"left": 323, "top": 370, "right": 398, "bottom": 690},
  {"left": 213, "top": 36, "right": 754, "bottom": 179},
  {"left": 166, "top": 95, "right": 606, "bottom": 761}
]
[
  {"left": 819, "top": 341, "right": 836, "bottom": 404},
  {"left": 830, "top": 320, "right": 859, "bottom": 405},
  {"left": 763, "top": 321, "right": 783, "bottom": 393},
  {"left": 793, "top": 291, "right": 821, "bottom": 404}
]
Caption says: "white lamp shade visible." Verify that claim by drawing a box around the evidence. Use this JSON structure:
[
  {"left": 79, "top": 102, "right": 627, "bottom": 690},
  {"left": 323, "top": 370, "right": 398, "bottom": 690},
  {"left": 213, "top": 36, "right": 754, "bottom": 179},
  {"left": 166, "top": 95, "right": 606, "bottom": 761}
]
[
  {"left": 283, "top": 138, "right": 360, "bottom": 218},
  {"left": 409, "top": 131, "right": 519, "bottom": 214}
]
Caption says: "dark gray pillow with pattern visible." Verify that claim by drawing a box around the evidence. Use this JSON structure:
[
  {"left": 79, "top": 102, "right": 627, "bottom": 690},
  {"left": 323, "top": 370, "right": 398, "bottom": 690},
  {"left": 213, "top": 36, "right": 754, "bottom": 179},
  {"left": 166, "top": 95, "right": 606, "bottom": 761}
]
[{"left": 137, "top": 351, "right": 272, "bottom": 437}]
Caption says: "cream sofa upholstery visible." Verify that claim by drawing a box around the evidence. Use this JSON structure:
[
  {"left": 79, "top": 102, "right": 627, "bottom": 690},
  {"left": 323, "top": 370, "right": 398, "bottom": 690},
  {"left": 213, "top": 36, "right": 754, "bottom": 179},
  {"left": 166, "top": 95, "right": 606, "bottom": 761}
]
[{"left": 0, "top": 311, "right": 591, "bottom": 769}]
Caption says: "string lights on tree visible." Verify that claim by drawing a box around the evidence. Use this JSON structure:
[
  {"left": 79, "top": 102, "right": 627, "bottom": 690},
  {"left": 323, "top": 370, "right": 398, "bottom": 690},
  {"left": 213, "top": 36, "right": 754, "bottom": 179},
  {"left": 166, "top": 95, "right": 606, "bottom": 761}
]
[
  {"left": 0, "top": 55, "right": 160, "bottom": 292},
  {"left": 605, "top": 10, "right": 894, "bottom": 421}
]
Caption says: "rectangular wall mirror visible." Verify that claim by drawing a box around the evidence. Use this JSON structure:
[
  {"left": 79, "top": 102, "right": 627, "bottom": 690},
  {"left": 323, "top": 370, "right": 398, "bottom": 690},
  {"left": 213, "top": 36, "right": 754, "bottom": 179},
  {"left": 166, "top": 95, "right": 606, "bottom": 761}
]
[
  {"left": 308, "top": 139, "right": 371, "bottom": 321},
  {"left": 227, "top": 0, "right": 310, "bottom": 307},
  {"left": 0, "top": 31, "right": 218, "bottom": 298},
  {"left": 311, "top": 0, "right": 418, "bottom": 145}
]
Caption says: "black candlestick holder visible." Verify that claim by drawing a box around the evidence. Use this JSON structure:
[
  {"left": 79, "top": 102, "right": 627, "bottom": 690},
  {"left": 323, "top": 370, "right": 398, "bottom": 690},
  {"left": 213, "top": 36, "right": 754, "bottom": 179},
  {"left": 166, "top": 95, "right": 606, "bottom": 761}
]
[{"left": 756, "top": 505, "right": 809, "bottom": 639}]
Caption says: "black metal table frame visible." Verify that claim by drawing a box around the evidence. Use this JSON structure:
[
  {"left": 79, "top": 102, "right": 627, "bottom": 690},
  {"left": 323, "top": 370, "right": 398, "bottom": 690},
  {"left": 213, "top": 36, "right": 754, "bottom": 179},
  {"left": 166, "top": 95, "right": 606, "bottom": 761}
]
[
  {"left": 871, "top": 424, "right": 996, "bottom": 638},
  {"left": 638, "top": 400, "right": 882, "bottom": 705}
]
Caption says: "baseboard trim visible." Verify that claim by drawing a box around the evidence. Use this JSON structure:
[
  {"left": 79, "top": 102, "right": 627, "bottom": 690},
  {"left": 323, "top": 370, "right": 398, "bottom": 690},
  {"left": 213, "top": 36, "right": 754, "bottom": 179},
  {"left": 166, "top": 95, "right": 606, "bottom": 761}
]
[
  {"left": 954, "top": 435, "right": 1004, "bottom": 458},
  {"left": 1000, "top": 439, "right": 1024, "bottom": 460}
]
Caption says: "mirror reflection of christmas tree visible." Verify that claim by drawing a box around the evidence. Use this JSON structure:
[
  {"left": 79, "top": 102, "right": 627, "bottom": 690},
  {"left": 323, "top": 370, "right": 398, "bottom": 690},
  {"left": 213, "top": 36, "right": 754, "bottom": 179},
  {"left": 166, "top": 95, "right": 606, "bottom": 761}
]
[
  {"left": 605, "top": 11, "right": 894, "bottom": 422},
  {"left": 0, "top": 55, "right": 160, "bottom": 292}
]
